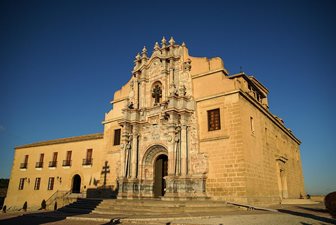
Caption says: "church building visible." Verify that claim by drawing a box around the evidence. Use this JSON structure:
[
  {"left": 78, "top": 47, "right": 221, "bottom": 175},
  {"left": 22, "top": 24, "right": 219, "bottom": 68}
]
[{"left": 4, "top": 37, "right": 305, "bottom": 210}]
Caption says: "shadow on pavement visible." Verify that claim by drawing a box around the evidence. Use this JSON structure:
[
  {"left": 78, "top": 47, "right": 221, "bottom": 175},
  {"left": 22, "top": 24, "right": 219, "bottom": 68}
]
[
  {"left": 278, "top": 209, "right": 336, "bottom": 224},
  {"left": 296, "top": 206, "right": 329, "bottom": 214},
  {"left": 0, "top": 198, "right": 104, "bottom": 225},
  {"left": 0, "top": 211, "right": 67, "bottom": 225}
]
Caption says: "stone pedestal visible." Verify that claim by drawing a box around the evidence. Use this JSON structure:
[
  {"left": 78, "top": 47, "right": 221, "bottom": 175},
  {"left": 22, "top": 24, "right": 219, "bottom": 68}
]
[
  {"left": 118, "top": 178, "right": 140, "bottom": 199},
  {"left": 163, "top": 175, "right": 208, "bottom": 200}
]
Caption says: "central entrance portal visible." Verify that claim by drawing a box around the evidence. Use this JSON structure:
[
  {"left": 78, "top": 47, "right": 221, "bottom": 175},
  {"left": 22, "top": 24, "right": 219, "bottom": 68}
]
[{"left": 153, "top": 154, "right": 168, "bottom": 197}]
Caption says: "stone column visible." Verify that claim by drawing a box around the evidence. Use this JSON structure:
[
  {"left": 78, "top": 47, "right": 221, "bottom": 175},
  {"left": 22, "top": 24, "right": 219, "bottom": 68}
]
[
  {"left": 134, "top": 77, "right": 139, "bottom": 109},
  {"left": 139, "top": 78, "right": 146, "bottom": 108},
  {"left": 180, "top": 124, "right": 187, "bottom": 175},
  {"left": 120, "top": 127, "right": 128, "bottom": 178},
  {"left": 167, "top": 124, "right": 176, "bottom": 176},
  {"left": 169, "top": 65, "right": 174, "bottom": 87},
  {"left": 131, "top": 128, "right": 138, "bottom": 179}
]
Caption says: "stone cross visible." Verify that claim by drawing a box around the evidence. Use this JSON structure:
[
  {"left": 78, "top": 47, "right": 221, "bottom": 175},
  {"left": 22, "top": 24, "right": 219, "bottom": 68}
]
[
  {"left": 152, "top": 85, "right": 162, "bottom": 105},
  {"left": 101, "top": 161, "right": 110, "bottom": 187}
]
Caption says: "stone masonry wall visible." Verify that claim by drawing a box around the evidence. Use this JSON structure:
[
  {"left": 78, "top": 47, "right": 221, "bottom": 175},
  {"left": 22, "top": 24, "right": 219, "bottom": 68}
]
[{"left": 197, "top": 93, "right": 247, "bottom": 202}]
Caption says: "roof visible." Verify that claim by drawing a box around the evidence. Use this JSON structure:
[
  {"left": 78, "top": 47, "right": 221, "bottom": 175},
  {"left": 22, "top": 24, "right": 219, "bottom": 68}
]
[
  {"left": 228, "top": 72, "right": 269, "bottom": 95},
  {"left": 15, "top": 133, "right": 104, "bottom": 149}
]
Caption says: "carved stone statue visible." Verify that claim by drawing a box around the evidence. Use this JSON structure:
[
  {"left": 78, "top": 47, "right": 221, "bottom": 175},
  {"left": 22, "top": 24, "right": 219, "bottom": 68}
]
[{"left": 169, "top": 83, "right": 178, "bottom": 96}]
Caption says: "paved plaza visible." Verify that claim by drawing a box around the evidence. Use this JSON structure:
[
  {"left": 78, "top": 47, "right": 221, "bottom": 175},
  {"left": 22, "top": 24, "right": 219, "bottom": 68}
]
[{"left": 0, "top": 203, "right": 335, "bottom": 225}]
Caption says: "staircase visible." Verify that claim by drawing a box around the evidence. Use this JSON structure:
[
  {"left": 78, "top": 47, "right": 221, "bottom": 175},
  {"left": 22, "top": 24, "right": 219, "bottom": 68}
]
[
  {"left": 93, "top": 199, "right": 239, "bottom": 215},
  {"left": 58, "top": 198, "right": 103, "bottom": 214},
  {"left": 59, "top": 198, "right": 241, "bottom": 223}
]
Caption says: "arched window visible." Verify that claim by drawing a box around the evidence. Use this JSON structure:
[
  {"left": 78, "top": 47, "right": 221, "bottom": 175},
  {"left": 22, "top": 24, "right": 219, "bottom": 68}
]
[{"left": 151, "top": 81, "right": 162, "bottom": 106}]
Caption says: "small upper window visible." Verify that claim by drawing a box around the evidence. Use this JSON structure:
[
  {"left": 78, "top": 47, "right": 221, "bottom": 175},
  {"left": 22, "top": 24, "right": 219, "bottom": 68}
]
[
  {"left": 113, "top": 129, "right": 121, "bottom": 146},
  {"left": 34, "top": 177, "right": 41, "bottom": 190},
  {"left": 48, "top": 177, "right": 55, "bottom": 190},
  {"left": 250, "top": 117, "right": 255, "bottom": 134},
  {"left": 207, "top": 108, "right": 221, "bottom": 131},
  {"left": 18, "top": 178, "right": 25, "bottom": 190}
]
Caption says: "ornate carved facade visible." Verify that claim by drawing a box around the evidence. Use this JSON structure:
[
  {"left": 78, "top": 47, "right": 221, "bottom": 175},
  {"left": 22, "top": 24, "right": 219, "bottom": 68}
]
[
  {"left": 5, "top": 37, "right": 305, "bottom": 210},
  {"left": 109, "top": 37, "right": 207, "bottom": 199}
]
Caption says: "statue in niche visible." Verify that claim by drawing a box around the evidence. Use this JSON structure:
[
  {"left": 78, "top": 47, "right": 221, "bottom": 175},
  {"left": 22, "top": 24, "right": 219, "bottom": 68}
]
[
  {"left": 179, "top": 85, "right": 187, "bottom": 96},
  {"left": 152, "top": 84, "right": 162, "bottom": 105},
  {"left": 128, "top": 102, "right": 134, "bottom": 109},
  {"left": 169, "top": 83, "right": 178, "bottom": 96}
]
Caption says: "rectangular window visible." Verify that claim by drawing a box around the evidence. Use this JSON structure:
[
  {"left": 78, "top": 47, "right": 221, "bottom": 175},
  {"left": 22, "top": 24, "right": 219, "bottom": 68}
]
[
  {"left": 20, "top": 155, "right": 29, "bottom": 169},
  {"left": 113, "top": 129, "right": 121, "bottom": 146},
  {"left": 39, "top": 153, "right": 44, "bottom": 163},
  {"left": 18, "top": 178, "right": 25, "bottom": 190},
  {"left": 49, "top": 152, "right": 58, "bottom": 167},
  {"left": 48, "top": 177, "right": 54, "bottom": 190},
  {"left": 83, "top": 149, "right": 93, "bottom": 166},
  {"left": 207, "top": 108, "right": 221, "bottom": 131},
  {"left": 250, "top": 117, "right": 255, "bottom": 134},
  {"left": 36, "top": 153, "right": 44, "bottom": 168},
  {"left": 52, "top": 152, "right": 58, "bottom": 162},
  {"left": 63, "top": 151, "right": 72, "bottom": 167},
  {"left": 34, "top": 177, "right": 41, "bottom": 190}
]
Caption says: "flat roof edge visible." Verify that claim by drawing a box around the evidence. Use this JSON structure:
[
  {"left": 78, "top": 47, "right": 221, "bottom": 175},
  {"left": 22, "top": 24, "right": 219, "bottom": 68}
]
[{"left": 15, "top": 133, "right": 104, "bottom": 149}]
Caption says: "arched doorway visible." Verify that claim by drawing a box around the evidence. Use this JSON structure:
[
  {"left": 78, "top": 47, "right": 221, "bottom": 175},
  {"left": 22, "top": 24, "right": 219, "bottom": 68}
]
[
  {"left": 153, "top": 154, "right": 168, "bottom": 197},
  {"left": 72, "top": 174, "right": 81, "bottom": 193}
]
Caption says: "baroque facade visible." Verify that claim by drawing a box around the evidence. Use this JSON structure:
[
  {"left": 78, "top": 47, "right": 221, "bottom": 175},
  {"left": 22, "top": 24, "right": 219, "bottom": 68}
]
[{"left": 5, "top": 37, "right": 305, "bottom": 209}]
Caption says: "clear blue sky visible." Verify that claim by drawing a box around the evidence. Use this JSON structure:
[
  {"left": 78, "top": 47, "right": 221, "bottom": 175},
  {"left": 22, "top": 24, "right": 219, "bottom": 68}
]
[{"left": 0, "top": 0, "right": 335, "bottom": 195}]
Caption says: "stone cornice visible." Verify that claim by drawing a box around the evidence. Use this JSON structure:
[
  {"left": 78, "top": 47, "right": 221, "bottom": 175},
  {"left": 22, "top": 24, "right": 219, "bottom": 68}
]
[
  {"left": 110, "top": 97, "right": 127, "bottom": 104},
  {"left": 191, "top": 68, "right": 228, "bottom": 79},
  {"left": 195, "top": 90, "right": 301, "bottom": 145},
  {"left": 238, "top": 90, "right": 301, "bottom": 145},
  {"left": 102, "top": 116, "right": 124, "bottom": 125},
  {"left": 15, "top": 133, "right": 104, "bottom": 149}
]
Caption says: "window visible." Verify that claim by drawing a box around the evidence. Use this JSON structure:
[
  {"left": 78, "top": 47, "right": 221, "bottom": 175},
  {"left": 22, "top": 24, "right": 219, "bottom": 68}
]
[
  {"left": 113, "top": 129, "right": 121, "bottom": 146},
  {"left": 63, "top": 151, "right": 72, "bottom": 167},
  {"left": 83, "top": 149, "right": 93, "bottom": 165},
  {"left": 18, "top": 178, "right": 25, "bottom": 190},
  {"left": 207, "top": 108, "right": 221, "bottom": 131},
  {"left": 250, "top": 117, "right": 255, "bottom": 134},
  {"left": 36, "top": 153, "right": 44, "bottom": 168},
  {"left": 151, "top": 82, "right": 162, "bottom": 106},
  {"left": 49, "top": 152, "right": 58, "bottom": 167},
  {"left": 48, "top": 177, "right": 54, "bottom": 190},
  {"left": 34, "top": 177, "right": 41, "bottom": 190},
  {"left": 20, "top": 155, "right": 29, "bottom": 169}
]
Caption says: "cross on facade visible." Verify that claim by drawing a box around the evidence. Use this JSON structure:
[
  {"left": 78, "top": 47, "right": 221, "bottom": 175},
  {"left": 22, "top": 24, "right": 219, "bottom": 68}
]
[
  {"left": 101, "top": 161, "right": 110, "bottom": 187},
  {"left": 152, "top": 85, "right": 162, "bottom": 105}
]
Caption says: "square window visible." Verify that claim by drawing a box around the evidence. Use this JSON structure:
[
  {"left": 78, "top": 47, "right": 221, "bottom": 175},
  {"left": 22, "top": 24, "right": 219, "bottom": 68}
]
[{"left": 207, "top": 108, "right": 221, "bottom": 131}]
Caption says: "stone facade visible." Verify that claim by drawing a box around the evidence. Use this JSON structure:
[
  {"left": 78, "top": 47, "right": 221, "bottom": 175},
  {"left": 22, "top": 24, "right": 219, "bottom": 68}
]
[{"left": 4, "top": 37, "right": 305, "bottom": 210}]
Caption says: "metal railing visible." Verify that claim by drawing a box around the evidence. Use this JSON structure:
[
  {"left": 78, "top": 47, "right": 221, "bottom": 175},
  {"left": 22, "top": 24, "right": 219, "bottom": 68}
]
[
  {"left": 49, "top": 161, "right": 57, "bottom": 168},
  {"left": 20, "top": 163, "right": 28, "bottom": 169},
  {"left": 82, "top": 158, "right": 93, "bottom": 166},
  {"left": 35, "top": 161, "right": 43, "bottom": 168},
  {"left": 62, "top": 160, "right": 72, "bottom": 167}
]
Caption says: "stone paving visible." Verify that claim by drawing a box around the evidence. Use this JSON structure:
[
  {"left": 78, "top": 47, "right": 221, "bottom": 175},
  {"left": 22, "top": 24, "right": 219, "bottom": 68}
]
[{"left": 0, "top": 203, "right": 335, "bottom": 225}]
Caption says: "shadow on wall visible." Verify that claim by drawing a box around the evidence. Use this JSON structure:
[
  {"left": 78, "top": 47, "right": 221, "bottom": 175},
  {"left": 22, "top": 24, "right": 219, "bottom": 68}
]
[{"left": 86, "top": 187, "right": 118, "bottom": 199}]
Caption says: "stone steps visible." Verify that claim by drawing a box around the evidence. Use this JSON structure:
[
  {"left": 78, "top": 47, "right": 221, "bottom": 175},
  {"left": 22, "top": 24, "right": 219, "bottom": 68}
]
[{"left": 60, "top": 197, "right": 240, "bottom": 217}]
